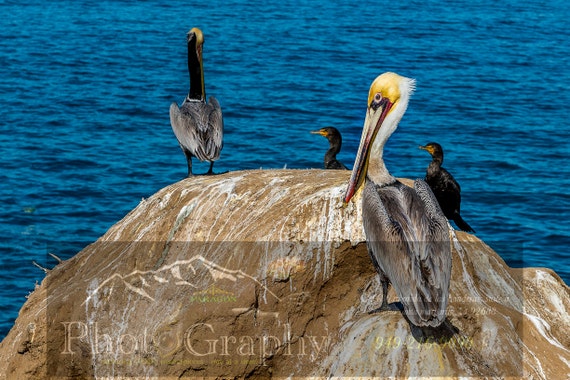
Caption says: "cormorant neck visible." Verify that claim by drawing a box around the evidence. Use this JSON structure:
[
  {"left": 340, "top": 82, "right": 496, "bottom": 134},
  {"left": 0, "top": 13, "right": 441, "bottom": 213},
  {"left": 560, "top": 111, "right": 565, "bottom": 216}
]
[
  {"left": 431, "top": 154, "right": 443, "bottom": 167},
  {"left": 427, "top": 161, "right": 441, "bottom": 177},
  {"left": 187, "top": 39, "right": 205, "bottom": 101},
  {"left": 324, "top": 139, "right": 341, "bottom": 163},
  {"left": 324, "top": 151, "right": 337, "bottom": 167}
]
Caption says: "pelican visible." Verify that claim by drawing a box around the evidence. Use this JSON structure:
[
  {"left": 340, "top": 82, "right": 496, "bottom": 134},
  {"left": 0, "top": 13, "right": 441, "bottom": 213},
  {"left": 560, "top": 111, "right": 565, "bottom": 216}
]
[
  {"left": 170, "top": 28, "right": 223, "bottom": 176},
  {"left": 344, "top": 72, "right": 451, "bottom": 327},
  {"left": 419, "top": 142, "right": 475, "bottom": 233},
  {"left": 310, "top": 127, "right": 349, "bottom": 170}
]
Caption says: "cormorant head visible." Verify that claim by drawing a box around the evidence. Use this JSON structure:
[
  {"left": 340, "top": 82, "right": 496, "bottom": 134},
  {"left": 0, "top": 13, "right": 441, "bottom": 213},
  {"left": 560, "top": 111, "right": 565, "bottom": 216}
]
[
  {"left": 310, "top": 127, "right": 342, "bottom": 144},
  {"left": 419, "top": 142, "right": 444, "bottom": 160}
]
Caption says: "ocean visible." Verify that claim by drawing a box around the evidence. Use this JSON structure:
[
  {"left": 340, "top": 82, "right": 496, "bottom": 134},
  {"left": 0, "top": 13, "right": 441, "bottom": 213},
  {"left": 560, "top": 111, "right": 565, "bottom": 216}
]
[{"left": 0, "top": 0, "right": 568, "bottom": 340}]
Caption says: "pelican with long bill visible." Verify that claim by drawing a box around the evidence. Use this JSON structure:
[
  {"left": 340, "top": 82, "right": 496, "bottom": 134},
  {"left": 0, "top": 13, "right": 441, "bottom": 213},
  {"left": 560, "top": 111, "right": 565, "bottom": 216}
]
[
  {"left": 344, "top": 72, "right": 452, "bottom": 327},
  {"left": 170, "top": 28, "right": 224, "bottom": 177}
]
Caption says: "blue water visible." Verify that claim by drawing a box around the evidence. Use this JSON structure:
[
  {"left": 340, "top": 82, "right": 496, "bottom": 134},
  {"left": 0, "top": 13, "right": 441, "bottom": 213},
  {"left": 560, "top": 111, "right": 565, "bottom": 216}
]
[{"left": 1, "top": 0, "right": 568, "bottom": 340}]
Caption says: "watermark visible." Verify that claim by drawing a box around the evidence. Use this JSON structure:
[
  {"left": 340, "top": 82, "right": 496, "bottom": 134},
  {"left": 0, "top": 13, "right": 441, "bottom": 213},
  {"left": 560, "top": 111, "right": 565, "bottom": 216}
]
[
  {"left": 61, "top": 321, "right": 330, "bottom": 364},
  {"left": 373, "top": 334, "right": 475, "bottom": 351},
  {"left": 46, "top": 241, "right": 340, "bottom": 377},
  {"left": 188, "top": 285, "right": 238, "bottom": 304},
  {"left": 44, "top": 240, "right": 526, "bottom": 377}
]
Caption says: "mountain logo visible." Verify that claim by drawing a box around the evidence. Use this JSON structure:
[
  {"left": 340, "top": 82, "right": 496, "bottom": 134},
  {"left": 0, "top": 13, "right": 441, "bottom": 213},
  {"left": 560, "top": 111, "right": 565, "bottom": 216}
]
[{"left": 83, "top": 255, "right": 281, "bottom": 305}]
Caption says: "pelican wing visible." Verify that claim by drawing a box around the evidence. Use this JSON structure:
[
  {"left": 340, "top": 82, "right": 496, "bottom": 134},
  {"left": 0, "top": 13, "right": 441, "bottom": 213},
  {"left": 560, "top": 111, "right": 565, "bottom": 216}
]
[
  {"left": 363, "top": 180, "right": 451, "bottom": 327},
  {"left": 204, "top": 96, "right": 223, "bottom": 160},
  {"left": 169, "top": 97, "right": 223, "bottom": 162}
]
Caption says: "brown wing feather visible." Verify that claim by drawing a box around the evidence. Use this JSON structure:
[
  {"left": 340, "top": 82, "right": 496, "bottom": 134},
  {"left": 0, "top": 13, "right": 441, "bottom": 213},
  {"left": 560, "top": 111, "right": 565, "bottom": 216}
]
[
  {"left": 169, "top": 96, "right": 223, "bottom": 162},
  {"left": 362, "top": 179, "right": 451, "bottom": 327}
]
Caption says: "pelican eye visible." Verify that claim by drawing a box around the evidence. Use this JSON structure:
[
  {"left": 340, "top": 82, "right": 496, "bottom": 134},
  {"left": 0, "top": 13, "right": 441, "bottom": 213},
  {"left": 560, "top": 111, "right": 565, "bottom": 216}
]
[{"left": 371, "top": 93, "right": 384, "bottom": 110}]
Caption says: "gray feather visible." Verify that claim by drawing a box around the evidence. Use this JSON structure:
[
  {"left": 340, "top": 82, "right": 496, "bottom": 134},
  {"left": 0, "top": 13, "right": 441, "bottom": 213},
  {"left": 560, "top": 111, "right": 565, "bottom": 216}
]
[
  {"left": 362, "top": 179, "right": 451, "bottom": 327},
  {"left": 169, "top": 96, "right": 223, "bottom": 162}
]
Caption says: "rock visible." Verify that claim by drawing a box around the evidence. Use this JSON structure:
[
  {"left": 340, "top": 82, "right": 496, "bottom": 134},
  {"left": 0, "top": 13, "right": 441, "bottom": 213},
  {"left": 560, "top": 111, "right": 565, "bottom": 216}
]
[{"left": 0, "top": 169, "right": 568, "bottom": 379}]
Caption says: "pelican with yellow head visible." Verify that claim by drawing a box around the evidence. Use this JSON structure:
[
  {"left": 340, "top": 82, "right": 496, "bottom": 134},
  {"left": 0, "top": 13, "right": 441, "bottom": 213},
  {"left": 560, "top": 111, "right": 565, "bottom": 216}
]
[{"left": 345, "top": 72, "right": 452, "bottom": 327}]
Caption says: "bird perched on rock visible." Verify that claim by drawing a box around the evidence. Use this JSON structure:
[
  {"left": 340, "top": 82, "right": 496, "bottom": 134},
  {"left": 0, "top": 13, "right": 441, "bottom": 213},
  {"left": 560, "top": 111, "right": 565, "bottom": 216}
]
[
  {"left": 310, "top": 127, "right": 348, "bottom": 170},
  {"left": 344, "top": 72, "right": 452, "bottom": 328},
  {"left": 170, "top": 28, "right": 223, "bottom": 177},
  {"left": 419, "top": 142, "right": 475, "bottom": 233}
]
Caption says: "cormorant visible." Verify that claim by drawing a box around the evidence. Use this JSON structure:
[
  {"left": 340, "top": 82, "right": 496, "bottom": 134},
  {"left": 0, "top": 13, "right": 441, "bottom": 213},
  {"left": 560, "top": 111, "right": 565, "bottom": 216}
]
[
  {"left": 310, "top": 127, "right": 348, "bottom": 170},
  {"left": 419, "top": 142, "right": 475, "bottom": 233},
  {"left": 344, "top": 72, "right": 451, "bottom": 328},
  {"left": 170, "top": 28, "right": 223, "bottom": 177}
]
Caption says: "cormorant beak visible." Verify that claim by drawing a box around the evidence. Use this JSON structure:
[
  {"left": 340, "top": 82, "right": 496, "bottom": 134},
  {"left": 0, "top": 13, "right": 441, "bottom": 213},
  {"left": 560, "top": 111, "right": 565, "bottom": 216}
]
[
  {"left": 419, "top": 145, "right": 433, "bottom": 155},
  {"left": 310, "top": 129, "right": 328, "bottom": 137},
  {"left": 344, "top": 98, "right": 393, "bottom": 204}
]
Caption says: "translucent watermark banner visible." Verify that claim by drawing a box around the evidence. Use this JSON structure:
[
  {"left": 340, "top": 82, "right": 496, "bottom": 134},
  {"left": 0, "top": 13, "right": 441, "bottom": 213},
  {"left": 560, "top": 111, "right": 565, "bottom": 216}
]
[{"left": 44, "top": 240, "right": 524, "bottom": 378}]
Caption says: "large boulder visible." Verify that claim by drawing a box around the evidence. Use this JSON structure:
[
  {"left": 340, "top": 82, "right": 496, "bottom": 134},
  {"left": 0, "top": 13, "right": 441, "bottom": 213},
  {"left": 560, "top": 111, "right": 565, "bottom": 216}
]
[{"left": 0, "top": 169, "right": 568, "bottom": 378}]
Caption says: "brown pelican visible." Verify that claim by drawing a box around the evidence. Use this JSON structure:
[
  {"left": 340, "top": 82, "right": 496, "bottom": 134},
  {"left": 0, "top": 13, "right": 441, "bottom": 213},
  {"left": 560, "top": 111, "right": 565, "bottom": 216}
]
[
  {"left": 344, "top": 72, "right": 451, "bottom": 327},
  {"left": 419, "top": 142, "right": 475, "bottom": 233},
  {"left": 310, "top": 127, "right": 349, "bottom": 170},
  {"left": 170, "top": 28, "right": 223, "bottom": 176}
]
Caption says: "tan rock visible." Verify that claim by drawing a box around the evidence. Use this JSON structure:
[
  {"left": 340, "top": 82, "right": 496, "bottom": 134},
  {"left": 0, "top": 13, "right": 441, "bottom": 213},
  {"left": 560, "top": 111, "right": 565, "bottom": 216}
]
[{"left": 0, "top": 169, "right": 568, "bottom": 379}]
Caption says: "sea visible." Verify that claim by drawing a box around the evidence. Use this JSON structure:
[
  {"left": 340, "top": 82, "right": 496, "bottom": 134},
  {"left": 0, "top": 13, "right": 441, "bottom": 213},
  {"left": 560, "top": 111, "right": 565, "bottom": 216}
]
[{"left": 0, "top": 0, "right": 568, "bottom": 340}]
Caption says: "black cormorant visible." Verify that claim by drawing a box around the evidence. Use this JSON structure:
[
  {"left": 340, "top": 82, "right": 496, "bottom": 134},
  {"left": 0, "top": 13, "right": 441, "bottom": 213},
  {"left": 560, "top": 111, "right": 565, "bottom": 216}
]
[
  {"left": 310, "top": 127, "right": 348, "bottom": 170},
  {"left": 419, "top": 142, "right": 475, "bottom": 233}
]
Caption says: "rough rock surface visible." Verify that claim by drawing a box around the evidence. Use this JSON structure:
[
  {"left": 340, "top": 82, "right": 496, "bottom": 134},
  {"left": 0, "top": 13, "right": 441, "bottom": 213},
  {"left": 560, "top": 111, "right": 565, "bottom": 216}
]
[{"left": 0, "top": 169, "right": 568, "bottom": 379}]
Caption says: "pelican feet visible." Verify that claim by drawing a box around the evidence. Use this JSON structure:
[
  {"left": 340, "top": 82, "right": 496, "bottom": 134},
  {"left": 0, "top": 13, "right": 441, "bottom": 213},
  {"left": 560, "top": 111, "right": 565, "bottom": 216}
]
[{"left": 368, "top": 302, "right": 403, "bottom": 314}]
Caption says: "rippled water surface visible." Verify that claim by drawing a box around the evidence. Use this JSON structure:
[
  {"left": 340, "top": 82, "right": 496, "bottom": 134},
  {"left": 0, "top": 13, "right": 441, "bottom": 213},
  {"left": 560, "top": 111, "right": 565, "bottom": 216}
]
[{"left": 1, "top": 0, "right": 568, "bottom": 338}]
